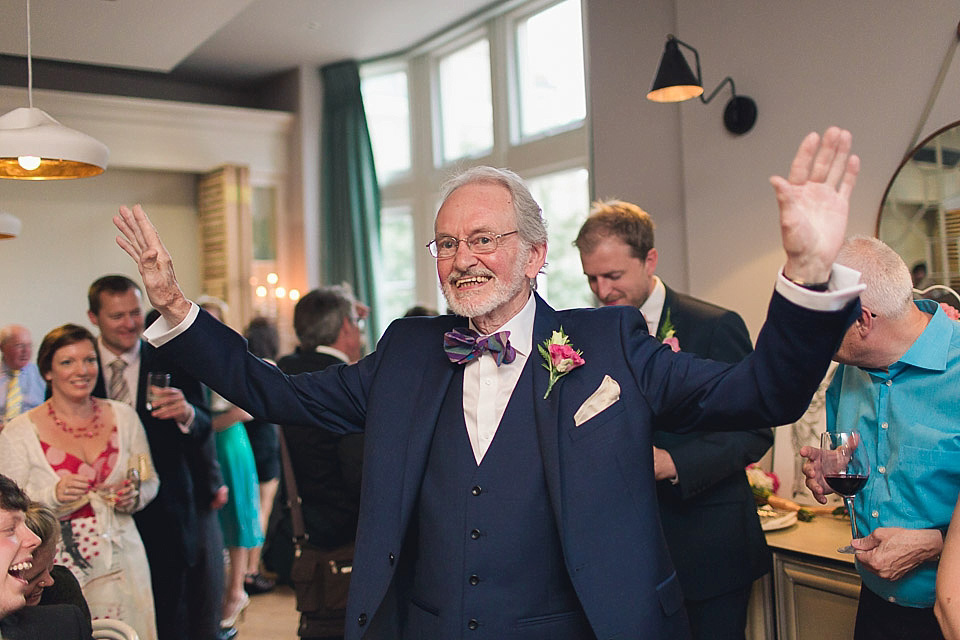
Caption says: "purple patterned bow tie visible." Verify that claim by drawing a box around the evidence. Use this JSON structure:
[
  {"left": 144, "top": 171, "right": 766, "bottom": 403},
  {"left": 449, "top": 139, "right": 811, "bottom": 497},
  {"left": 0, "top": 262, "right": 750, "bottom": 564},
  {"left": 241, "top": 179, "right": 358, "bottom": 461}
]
[{"left": 443, "top": 328, "right": 517, "bottom": 366}]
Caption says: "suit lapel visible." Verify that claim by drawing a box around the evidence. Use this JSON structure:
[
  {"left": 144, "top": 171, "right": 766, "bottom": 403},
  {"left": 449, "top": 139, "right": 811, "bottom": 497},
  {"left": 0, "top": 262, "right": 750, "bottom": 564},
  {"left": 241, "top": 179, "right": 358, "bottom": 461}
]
[
  {"left": 397, "top": 322, "right": 459, "bottom": 524},
  {"left": 530, "top": 294, "right": 565, "bottom": 524}
]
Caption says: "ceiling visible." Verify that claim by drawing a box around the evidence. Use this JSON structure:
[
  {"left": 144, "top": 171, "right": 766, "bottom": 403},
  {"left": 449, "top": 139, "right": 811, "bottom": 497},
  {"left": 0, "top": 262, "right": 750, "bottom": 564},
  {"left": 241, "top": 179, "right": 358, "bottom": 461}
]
[{"left": 0, "top": 0, "right": 499, "bottom": 84}]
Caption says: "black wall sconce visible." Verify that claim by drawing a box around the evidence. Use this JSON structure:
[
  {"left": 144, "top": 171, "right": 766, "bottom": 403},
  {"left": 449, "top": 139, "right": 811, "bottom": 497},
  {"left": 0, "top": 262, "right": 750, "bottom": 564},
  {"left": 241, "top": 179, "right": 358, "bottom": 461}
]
[{"left": 647, "top": 35, "right": 757, "bottom": 135}]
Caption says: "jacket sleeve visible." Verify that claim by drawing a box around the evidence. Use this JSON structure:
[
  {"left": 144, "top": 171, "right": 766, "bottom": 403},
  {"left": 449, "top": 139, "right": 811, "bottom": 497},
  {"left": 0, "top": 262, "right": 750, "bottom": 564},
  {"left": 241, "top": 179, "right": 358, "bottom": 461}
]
[{"left": 659, "top": 308, "right": 774, "bottom": 499}]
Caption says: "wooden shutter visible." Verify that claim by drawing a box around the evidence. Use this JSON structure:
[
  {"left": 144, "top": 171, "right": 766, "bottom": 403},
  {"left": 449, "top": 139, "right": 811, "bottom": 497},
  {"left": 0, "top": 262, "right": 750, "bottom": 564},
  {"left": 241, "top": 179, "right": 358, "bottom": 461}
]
[{"left": 197, "top": 165, "right": 253, "bottom": 328}]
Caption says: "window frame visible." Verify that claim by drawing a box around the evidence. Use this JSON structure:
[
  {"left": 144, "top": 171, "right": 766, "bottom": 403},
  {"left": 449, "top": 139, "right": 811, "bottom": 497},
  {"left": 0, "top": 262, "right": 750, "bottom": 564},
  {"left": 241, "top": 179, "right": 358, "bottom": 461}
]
[{"left": 361, "top": 0, "right": 590, "bottom": 331}]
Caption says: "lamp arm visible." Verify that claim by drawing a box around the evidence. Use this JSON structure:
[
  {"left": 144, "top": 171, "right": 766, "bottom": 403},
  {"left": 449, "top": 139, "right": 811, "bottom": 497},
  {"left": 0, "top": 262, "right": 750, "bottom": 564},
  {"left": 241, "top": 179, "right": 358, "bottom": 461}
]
[
  {"left": 668, "top": 35, "right": 738, "bottom": 105},
  {"left": 700, "top": 76, "right": 736, "bottom": 105}
]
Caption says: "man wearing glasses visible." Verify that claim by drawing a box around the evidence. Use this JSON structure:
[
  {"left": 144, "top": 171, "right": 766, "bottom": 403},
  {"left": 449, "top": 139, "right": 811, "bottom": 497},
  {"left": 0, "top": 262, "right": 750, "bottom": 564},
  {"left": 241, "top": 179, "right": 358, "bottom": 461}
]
[{"left": 115, "top": 127, "right": 862, "bottom": 640}]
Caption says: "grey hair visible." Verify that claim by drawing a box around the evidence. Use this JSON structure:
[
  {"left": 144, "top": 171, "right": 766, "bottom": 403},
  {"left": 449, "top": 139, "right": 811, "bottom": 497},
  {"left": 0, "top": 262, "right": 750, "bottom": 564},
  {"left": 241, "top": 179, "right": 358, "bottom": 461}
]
[
  {"left": 836, "top": 236, "right": 914, "bottom": 318},
  {"left": 438, "top": 166, "right": 547, "bottom": 248}
]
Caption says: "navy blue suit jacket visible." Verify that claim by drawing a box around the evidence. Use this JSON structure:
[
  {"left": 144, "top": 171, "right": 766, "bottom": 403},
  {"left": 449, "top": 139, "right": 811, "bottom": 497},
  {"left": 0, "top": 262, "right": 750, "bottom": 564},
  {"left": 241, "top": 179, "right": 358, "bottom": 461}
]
[
  {"left": 652, "top": 285, "right": 772, "bottom": 602},
  {"left": 157, "top": 291, "right": 856, "bottom": 640},
  {"left": 92, "top": 340, "right": 215, "bottom": 565}
]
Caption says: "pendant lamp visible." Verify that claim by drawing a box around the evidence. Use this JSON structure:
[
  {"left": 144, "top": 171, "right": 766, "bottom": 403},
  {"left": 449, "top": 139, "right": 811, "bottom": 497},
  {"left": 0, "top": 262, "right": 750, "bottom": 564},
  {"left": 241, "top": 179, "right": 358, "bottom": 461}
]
[
  {"left": 648, "top": 35, "right": 757, "bottom": 136},
  {"left": 0, "top": 0, "right": 109, "bottom": 179},
  {"left": 0, "top": 212, "right": 23, "bottom": 239}
]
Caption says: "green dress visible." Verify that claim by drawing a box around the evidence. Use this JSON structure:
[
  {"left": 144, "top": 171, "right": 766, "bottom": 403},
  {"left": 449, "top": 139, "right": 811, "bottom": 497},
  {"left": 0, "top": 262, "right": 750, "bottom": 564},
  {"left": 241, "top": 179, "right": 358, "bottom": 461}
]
[{"left": 215, "top": 420, "right": 264, "bottom": 548}]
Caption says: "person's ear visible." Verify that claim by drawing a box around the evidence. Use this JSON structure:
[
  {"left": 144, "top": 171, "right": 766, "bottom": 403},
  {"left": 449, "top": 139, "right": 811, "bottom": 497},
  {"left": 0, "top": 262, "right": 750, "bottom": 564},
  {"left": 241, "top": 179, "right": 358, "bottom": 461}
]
[
  {"left": 644, "top": 248, "right": 658, "bottom": 275},
  {"left": 855, "top": 307, "right": 875, "bottom": 336}
]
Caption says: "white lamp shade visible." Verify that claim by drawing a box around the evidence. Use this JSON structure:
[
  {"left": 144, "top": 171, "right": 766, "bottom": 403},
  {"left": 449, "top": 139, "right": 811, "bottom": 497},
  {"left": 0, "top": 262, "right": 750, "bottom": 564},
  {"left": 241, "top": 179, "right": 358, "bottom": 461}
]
[
  {"left": 0, "top": 107, "right": 109, "bottom": 179},
  {"left": 0, "top": 212, "right": 23, "bottom": 239}
]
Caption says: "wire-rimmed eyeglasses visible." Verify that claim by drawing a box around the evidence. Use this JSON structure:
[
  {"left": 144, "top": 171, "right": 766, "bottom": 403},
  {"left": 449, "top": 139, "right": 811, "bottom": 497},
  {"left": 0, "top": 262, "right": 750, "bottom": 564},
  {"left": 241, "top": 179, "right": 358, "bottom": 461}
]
[{"left": 426, "top": 230, "right": 519, "bottom": 259}]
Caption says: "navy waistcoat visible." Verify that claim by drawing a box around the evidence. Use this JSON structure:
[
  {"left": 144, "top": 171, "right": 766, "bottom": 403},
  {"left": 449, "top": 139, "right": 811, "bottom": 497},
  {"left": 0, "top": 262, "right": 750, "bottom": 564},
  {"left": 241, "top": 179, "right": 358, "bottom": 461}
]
[{"left": 405, "top": 364, "right": 592, "bottom": 639}]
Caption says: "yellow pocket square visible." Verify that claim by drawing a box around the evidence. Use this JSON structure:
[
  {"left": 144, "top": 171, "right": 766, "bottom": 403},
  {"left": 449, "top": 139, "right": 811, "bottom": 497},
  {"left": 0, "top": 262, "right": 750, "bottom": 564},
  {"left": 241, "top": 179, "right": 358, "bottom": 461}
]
[{"left": 574, "top": 375, "right": 621, "bottom": 426}]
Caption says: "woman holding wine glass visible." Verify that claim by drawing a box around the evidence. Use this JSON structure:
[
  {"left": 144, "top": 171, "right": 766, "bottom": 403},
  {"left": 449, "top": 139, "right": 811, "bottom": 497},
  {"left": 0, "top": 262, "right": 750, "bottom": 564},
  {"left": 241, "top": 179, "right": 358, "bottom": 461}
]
[{"left": 0, "top": 324, "right": 159, "bottom": 640}]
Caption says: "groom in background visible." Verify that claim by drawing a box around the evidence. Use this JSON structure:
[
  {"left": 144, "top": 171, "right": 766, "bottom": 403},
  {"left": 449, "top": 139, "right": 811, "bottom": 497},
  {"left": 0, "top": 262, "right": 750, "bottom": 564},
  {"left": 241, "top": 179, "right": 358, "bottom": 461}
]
[{"left": 576, "top": 201, "right": 772, "bottom": 640}]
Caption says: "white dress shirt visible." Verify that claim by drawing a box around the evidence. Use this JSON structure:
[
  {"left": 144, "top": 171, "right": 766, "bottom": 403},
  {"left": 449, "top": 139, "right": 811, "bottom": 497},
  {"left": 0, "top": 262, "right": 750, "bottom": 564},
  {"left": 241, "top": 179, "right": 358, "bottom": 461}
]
[
  {"left": 461, "top": 292, "right": 536, "bottom": 464},
  {"left": 639, "top": 276, "right": 667, "bottom": 337},
  {"left": 96, "top": 337, "right": 141, "bottom": 405}
]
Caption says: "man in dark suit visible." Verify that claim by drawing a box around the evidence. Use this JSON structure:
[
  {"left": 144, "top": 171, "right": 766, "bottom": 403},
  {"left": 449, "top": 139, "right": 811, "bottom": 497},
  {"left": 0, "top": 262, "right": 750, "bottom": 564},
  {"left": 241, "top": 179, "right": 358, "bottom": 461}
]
[
  {"left": 576, "top": 201, "right": 771, "bottom": 640},
  {"left": 117, "top": 128, "right": 862, "bottom": 640},
  {"left": 268, "top": 286, "right": 366, "bottom": 639},
  {"left": 86, "top": 275, "right": 224, "bottom": 640}
]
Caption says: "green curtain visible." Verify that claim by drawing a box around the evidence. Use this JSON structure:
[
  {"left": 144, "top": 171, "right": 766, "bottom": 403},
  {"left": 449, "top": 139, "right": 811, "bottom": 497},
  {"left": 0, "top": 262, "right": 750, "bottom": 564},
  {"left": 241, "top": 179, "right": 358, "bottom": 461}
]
[{"left": 320, "top": 60, "right": 382, "bottom": 341}]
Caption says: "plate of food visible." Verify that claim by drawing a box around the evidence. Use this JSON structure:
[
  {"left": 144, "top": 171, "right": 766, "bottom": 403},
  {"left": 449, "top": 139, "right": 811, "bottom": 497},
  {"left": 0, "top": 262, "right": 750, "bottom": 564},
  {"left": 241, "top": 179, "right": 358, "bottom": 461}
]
[{"left": 758, "top": 506, "right": 798, "bottom": 531}]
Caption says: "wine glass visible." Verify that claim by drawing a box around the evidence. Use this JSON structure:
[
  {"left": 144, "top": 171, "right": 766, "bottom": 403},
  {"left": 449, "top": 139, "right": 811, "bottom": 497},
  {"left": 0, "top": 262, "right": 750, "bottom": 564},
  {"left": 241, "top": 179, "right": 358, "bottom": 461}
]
[{"left": 820, "top": 431, "right": 871, "bottom": 554}]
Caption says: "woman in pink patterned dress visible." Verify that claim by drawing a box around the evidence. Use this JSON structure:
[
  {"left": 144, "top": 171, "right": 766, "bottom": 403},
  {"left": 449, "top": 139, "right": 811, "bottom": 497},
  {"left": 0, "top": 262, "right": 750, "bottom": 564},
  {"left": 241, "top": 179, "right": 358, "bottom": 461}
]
[{"left": 0, "top": 324, "right": 158, "bottom": 640}]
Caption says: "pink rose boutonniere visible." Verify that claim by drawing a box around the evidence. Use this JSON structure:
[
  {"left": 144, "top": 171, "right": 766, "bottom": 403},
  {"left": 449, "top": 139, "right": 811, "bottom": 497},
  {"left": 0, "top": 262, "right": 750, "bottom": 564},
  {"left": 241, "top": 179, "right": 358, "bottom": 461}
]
[
  {"left": 539, "top": 329, "right": 584, "bottom": 399},
  {"left": 657, "top": 308, "right": 680, "bottom": 352}
]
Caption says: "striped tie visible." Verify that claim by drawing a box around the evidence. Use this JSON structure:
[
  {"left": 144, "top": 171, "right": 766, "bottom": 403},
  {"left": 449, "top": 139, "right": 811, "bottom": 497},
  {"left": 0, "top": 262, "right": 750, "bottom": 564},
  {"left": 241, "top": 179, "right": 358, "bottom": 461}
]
[
  {"left": 109, "top": 359, "right": 132, "bottom": 406},
  {"left": 4, "top": 370, "right": 21, "bottom": 422}
]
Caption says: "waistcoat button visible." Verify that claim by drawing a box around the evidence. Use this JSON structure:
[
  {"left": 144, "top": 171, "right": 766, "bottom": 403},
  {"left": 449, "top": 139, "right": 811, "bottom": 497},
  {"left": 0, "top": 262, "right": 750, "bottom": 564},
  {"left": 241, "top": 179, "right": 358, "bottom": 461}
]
[
  {"left": 468, "top": 619, "right": 479, "bottom": 630},
  {"left": 358, "top": 613, "right": 367, "bottom": 626},
  {"left": 470, "top": 529, "right": 481, "bottom": 540},
  {"left": 469, "top": 574, "right": 480, "bottom": 585},
  {"left": 388, "top": 552, "right": 395, "bottom": 565},
  {"left": 471, "top": 485, "right": 482, "bottom": 496}
]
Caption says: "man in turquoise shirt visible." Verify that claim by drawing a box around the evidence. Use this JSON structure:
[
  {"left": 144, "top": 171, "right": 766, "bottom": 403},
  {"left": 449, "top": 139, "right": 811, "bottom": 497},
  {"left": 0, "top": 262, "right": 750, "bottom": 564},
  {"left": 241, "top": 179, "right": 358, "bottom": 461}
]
[{"left": 802, "top": 236, "right": 959, "bottom": 640}]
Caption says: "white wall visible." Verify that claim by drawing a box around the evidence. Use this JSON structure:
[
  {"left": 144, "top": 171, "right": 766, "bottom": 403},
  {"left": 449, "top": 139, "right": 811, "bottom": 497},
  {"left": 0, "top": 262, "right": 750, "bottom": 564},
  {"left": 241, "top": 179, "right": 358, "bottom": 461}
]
[
  {"left": 589, "top": 0, "right": 960, "bottom": 337},
  {"left": 0, "top": 88, "right": 294, "bottom": 355},
  {"left": 587, "top": 0, "right": 689, "bottom": 287},
  {"left": 0, "top": 169, "right": 200, "bottom": 343}
]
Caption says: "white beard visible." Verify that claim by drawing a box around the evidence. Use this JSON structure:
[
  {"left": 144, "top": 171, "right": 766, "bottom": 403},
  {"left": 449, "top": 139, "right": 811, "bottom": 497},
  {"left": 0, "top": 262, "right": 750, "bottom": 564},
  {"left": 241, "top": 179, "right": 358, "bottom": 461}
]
[{"left": 442, "top": 248, "right": 530, "bottom": 319}]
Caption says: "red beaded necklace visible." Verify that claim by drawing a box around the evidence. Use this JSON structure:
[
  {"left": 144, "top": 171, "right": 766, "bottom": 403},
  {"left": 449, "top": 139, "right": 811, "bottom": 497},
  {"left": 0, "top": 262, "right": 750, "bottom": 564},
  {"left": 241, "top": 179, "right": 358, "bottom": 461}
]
[{"left": 47, "top": 398, "right": 103, "bottom": 439}]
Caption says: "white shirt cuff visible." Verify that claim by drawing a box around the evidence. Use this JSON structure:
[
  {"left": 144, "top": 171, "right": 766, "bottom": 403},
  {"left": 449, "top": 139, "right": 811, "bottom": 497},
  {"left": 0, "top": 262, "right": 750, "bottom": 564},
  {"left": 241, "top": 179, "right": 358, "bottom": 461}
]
[
  {"left": 143, "top": 302, "right": 200, "bottom": 347},
  {"left": 775, "top": 264, "right": 865, "bottom": 311}
]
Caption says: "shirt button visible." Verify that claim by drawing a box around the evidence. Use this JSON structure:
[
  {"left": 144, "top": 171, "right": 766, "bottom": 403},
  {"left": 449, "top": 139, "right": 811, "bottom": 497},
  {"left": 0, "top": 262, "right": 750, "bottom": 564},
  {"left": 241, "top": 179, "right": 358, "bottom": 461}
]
[
  {"left": 484, "top": 378, "right": 492, "bottom": 386},
  {"left": 888, "top": 596, "right": 896, "bottom": 603},
  {"left": 877, "top": 465, "right": 886, "bottom": 474},
  {"left": 885, "top": 380, "right": 892, "bottom": 387},
  {"left": 471, "top": 486, "right": 482, "bottom": 496},
  {"left": 468, "top": 619, "right": 479, "bottom": 630},
  {"left": 469, "top": 574, "right": 480, "bottom": 586},
  {"left": 470, "top": 529, "right": 481, "bottom": 540},
  {"left": 872, "top": 510, "right": 879, "bottom": 518},
  {"left": 881, "top": 422, "right": 888, "bottom": 429}
]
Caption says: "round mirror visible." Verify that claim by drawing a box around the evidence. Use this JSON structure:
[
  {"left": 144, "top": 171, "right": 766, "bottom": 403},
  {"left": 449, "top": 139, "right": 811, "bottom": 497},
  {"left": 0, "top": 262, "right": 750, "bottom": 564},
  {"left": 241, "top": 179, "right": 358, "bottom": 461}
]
[{"left": 878, "top": 121, "right": 960, "bottom": 308}]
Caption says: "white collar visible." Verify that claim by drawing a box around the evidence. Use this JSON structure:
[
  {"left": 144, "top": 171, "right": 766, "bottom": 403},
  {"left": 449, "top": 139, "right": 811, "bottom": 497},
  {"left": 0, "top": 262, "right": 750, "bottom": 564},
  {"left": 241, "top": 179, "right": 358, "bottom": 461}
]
[
  {"left": 638, "top": 276, "right": 666, "bottom": 336},
  {"left": 468, "top": 292, "right": 536, "bottom": 357},
  {"left": 314, "top": 344, "right": 350, "bottom": 364}
]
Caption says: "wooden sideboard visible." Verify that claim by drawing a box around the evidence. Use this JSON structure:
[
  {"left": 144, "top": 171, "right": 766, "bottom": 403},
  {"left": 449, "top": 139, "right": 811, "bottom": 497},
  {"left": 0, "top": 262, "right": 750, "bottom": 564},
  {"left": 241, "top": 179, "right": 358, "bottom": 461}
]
[{"left": 747, "top": 516, "right": 861, "bottom": 640}]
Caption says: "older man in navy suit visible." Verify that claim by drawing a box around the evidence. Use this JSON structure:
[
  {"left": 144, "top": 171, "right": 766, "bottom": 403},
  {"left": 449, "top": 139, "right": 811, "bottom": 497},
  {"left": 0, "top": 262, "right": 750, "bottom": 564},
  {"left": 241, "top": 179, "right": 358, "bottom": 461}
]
[{"left": 115, "top": 128, "right": 861, "bottom": 640}]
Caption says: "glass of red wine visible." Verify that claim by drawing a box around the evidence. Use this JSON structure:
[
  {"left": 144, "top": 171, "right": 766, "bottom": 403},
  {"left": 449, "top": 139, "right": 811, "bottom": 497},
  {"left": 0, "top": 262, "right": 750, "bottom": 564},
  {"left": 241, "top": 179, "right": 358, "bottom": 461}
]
[{"left": 820, "top": 431, "right": 871, "bottom": 554}]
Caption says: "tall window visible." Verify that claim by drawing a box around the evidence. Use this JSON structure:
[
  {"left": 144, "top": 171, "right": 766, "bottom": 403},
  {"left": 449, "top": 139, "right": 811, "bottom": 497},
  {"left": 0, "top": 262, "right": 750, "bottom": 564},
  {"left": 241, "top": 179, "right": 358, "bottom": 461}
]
[
  {"left": 437, "top": 38, "right": 494, "bottom": 163},
  {"left": 362, "top": 0, "right": 589, "bottom": 336},
  {"left": 378, "top": 204, "right": 417, "bottom": 325},
  {"left": 514, "top": 0, "right": 586, "bottom": 140},
  {"left": 361, "top": 69, "right": 411, "bottom": 183},
  {"left": 528, "top": 168, "right": 593, "bottom": 309}
]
